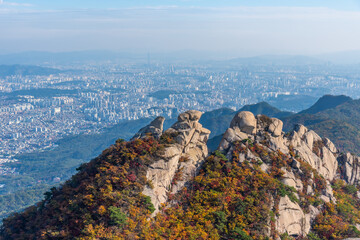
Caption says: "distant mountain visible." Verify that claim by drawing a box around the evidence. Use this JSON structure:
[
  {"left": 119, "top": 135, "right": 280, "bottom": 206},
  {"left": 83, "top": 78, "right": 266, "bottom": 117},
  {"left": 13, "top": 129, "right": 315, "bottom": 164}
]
[
  {"left": 0, "top": 51, "right": 142, "bottom": 65},
  {"left": 299, "top": 95, "right": 352, "bottom": 114},
  {"left": 266, "top": 94, "right": 318, "bottom": 113},
  {"left": 200, "top": 108, "right": 235, "bottom": 138},
  {"left": 239, "top": 101, "right": 293, "bottom": 118},
  {"left": 316, "top": 50, "right": 360, "bottom": 65},
  {"left": 220, "top": 55, "right": 327, "bottom": 66},
  {"left": 0, "top": 65, "right": 63, "bottom": 77},
  {"left": 282, "top": 96, "right": 360, "bottom": 154}
]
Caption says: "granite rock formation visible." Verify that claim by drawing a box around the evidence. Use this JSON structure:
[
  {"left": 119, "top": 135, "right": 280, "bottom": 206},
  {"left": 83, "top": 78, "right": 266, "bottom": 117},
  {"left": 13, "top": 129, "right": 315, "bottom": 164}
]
[{"left": 136, "top": 110, "right": 210, "bottom": 214}]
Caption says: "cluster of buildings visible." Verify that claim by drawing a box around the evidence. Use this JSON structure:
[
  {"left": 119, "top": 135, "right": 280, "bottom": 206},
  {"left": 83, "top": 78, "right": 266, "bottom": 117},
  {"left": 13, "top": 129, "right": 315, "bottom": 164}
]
[{"left": 0, "top": 62, "right": 360, "bottom": 173}]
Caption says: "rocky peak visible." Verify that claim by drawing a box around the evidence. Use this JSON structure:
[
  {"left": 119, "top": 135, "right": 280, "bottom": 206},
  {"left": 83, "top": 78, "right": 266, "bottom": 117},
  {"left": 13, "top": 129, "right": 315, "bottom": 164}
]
[
  {"left": 131, "top": 116, "right": 165, "bottom": 140},
  {"left": 219, "top": 112, "right": 284, "bottom": 151},
  {"left": 220, "top": 111, "right": 338, "bottom": 182},
  {"left": 218, "top": 111, "right": 343, "bottom": 236},
  {"left": 141, "top": 110, "right": 210, "bottom": 214}
]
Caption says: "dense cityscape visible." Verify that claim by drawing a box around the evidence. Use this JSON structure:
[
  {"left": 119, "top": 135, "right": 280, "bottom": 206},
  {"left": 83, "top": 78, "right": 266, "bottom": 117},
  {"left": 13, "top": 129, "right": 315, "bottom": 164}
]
[{"left": 1, "top": 61, "right": 360, "bottom": 175}]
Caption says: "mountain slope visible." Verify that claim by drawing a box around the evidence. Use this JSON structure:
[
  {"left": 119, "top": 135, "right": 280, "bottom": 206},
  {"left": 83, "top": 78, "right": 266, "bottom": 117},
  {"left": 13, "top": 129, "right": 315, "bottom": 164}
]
[
  {"left": 0, "top": 103, "right": 284, "bottom": 220},
  {"left": 282, "top": 98, "right": 360, "bottom": 155},
  {"left": 0, "top": 118, "right": 153, "bottom": 221},
  {"left": 3, "top": 111, "right": 360, "bottom": 239},
  {"left": 299, "top": 94, "right": 352, "bottom": 114},
  {"left": 239, "top": 101, "right": 293, "bottom": 118},
  {"left": 200, "top": 108, "right": 235, "bottom": 138}
]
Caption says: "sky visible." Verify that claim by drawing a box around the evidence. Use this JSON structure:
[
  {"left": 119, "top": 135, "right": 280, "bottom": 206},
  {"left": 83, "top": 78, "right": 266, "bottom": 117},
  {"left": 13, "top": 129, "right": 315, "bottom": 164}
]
[{"left": 1, "top": 0, "right": 360, "bottom": 56}]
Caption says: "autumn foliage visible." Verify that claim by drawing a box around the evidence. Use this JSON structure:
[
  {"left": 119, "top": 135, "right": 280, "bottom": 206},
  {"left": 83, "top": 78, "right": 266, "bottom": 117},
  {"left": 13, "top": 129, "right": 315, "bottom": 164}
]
[{"left": 2, "top": 136, "right": 360, "bottom": 240}]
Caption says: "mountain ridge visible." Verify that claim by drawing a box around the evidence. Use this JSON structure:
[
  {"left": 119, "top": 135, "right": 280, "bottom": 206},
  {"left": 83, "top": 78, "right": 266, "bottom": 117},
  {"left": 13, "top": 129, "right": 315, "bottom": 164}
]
[
  {"left": 3, "top": 110, "right": 360, "bottom": 239},
  {"left": 0, "top": 65, "right": 64, "bottom": 77},
  {"left": 298, "top": 94, "right": 352, "bottom": 115},
  {"left": 1, "top": 94, "right": 359, "bottom": 225}
]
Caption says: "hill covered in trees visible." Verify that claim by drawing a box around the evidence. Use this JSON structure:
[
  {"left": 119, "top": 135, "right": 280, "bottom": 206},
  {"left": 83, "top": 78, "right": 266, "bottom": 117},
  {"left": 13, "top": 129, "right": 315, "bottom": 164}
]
[
  {"left": 3, "top": 110, "right": 360, "bottom": 239},
  {"left": 2, "top": 94, "right": 360, "bottom": 223},
  {"left": 282, "top": 98, "right": 360, "bottom": 155}
]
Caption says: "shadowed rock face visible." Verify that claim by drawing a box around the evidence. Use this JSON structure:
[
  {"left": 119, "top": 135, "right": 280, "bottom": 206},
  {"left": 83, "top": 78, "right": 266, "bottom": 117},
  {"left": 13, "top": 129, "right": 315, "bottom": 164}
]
[
  {"left": 131, "top": 116, "right": 165, "bottom": 140},
  {"left": 140, "top": 110, "right": 211, "bottom": 215}
]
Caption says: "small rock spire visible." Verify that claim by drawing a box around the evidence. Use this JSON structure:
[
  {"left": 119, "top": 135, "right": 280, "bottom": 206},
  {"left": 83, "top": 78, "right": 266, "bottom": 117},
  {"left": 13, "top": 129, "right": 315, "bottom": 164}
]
[{"left": 131, "top": 116, "right": 165, "bottom": 140}]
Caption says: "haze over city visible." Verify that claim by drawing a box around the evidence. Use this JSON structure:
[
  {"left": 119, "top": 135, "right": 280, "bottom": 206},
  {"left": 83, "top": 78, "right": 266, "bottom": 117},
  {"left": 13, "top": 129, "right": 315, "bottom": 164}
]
[{"left": 1, "top": 0, "right": 360, "bottom": 56}]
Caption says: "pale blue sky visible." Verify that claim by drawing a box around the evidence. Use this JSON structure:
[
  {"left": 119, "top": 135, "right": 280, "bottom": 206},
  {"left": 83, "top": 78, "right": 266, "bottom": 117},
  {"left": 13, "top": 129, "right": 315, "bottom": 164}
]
[
  {"left": 4, "top": 0, "right": 360, "bottom": 10},
  {"left": 1, "top": 0, "right": 360, "bottom": 55}
]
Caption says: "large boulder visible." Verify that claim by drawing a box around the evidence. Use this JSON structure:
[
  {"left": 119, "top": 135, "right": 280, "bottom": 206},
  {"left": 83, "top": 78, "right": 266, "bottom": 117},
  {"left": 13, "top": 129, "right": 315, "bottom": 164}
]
[
  {"left": 131, "top": 116, "right": 165, "bottom": 140},
  {"left": 230, "top": 111, "right": 257, "bottom": 134},
  {"left": 276, "top": 195, "right": 310, "bottom": 237},
  {"left": 256, "top": 115, "right": 283, "bottom": 137},
  {"left": 268, "top": 118, "right": 283, "bottom": 137}
]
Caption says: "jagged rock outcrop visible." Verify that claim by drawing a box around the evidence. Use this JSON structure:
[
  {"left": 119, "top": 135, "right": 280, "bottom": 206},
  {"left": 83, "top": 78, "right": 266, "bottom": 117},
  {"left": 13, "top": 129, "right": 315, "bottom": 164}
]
[
  {"left": 131, "top": 116, "right": 165, "bottom": 140},
  {"left": 219, "top": 113, "right": 287, "bottom": 153},
  {"left": 218, "top": 111, "right": 344, "bottom": 236},
  {"left": 339, "top": 153, "right": 360, "bottom": 185},
  {"left": 139, "top": 110, "right": 210, "bottom": 214},
  {"left": 220, "top": 112, "right": 339, "bottom": 182},
  {"left": 289, "top": 124, "right": 338, "bottom": 182}
]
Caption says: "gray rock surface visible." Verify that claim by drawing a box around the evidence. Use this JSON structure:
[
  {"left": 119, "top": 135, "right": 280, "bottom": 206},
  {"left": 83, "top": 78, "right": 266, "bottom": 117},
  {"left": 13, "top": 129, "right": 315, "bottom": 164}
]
[
  {"left": 131, "top": 116, "right": 165, "bottom": 140},
  {"left": 217, "top": 112, "right": 345, "bottom": 235},
  {"left": 288, "top": 124, "right": 338, "bottom": 181},
  {"left": 135, "top": 110, "right": 360, "bottom": 235},
  {"left": 142, "top": 111, "right": 210, "bottom": 215},
  {"left": 339, "top": 153, "right": 360, "bottom": 185},
  {"left": 230, "top": 111, "right": 257, "bottom": 134},
  {"left": 276, "top": 195, "right": 310, "bottom": 237}
]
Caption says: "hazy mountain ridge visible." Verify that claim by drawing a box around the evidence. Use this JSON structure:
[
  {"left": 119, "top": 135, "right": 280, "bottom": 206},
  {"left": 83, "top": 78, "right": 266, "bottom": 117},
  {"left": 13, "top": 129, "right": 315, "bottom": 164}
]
[
  {"left": 299, "top": 95, "right": 352, "bottom": 115},
  {"left": 0, "top": 65, "right": 64, "bottom": 77},
  {"left": 3, "top": 51, "right": 360, "bottom": 66}
]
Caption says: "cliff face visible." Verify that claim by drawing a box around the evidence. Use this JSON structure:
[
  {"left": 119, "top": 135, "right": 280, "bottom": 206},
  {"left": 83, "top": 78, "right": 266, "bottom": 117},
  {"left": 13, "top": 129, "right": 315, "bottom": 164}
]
[
  {"left": 3, "top": 110, "right": 360, "bottom": 240},
  {"left": 218, "top": 111, "right": 341, "bottom": 237},
  {"left": 138, "top": 111, "right": 210, "bottom": 214}
]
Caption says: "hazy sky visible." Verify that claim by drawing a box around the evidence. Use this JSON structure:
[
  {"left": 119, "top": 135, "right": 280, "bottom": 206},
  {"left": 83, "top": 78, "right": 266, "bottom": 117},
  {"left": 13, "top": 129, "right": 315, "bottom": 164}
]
[{"left": 1, "top": 0, "right": 360, "bottom": 56}]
